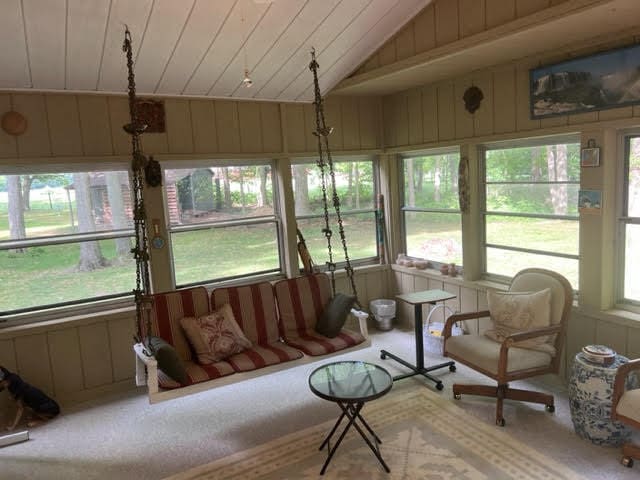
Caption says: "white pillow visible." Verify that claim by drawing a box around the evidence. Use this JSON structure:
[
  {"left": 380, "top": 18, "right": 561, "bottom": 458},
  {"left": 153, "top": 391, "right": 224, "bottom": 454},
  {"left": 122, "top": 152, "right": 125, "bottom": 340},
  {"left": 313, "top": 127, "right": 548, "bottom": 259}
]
[{"left": 484, "top": 288, "right": 554, "bottom": 353}]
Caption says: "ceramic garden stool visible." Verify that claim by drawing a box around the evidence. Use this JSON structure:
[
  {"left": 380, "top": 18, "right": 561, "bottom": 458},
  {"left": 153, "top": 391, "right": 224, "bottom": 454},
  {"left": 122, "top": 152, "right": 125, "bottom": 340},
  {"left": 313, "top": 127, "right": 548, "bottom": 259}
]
[{"left": 568, "top": 352, "right": 639, "bottom": 446}]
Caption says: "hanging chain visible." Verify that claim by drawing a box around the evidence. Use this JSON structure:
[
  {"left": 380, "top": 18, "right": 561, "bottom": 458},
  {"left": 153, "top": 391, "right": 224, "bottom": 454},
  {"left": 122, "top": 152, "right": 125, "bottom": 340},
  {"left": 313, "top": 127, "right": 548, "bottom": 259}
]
[
  {"left": 123, "top": 27, "right": 154, "bottom": 355},
  {"left": 309, "top": 48, "right": 360, "bottom": 308}
]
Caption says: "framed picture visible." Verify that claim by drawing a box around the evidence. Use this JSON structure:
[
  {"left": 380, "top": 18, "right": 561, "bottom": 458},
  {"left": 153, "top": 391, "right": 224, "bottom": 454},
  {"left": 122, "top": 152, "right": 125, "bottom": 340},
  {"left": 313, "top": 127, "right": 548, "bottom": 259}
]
[
  {"left": 578, "top": 189, "right": 602, "bottom": 214},
  {"left": 530, "top": 43, "right": 640, "bottom": 119},
  {"left": 581, "top": 147, "right": 600, "bottom": 167}
]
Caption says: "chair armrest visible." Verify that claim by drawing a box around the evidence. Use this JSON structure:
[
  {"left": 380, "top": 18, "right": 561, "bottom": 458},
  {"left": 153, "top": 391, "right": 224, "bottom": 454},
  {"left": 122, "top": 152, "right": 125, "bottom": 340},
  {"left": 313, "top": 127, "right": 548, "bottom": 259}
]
[
  {"left": 443, "top": 310, "right": 490, "bottom": 339},
  {"left": 502, "top": 325, "right": 561, "bottom": 347},
  {"left": 133, "top": 342, "right": 158, "bottom": 395},
  {"left": 612, "top": 358, "right": 640, "bottom": 418},
  {"left": 350, "top": 308, "right": 369, "bottom": 339}
]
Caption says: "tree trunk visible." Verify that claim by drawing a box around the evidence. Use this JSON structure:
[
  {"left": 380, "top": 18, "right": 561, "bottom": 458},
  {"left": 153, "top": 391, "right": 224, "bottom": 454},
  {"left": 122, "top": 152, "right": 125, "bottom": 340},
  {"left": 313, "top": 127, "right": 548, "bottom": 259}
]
[
  {"left": 293, "top": 164, "right": 311, "bottom": 215},
  {"left": 257, "top": 166, "right": 268, "bottom": 207},
  {"left": 547, "top": 145, "right": 568, "bottom": 214},
  {"left": 416, "top": 162, "right": 423, "bottom": 191},
  {"left": 221, "top": 168, "right": 232, "bottom": 208},
  {"left": 74, "top": 172, "right": 108, "bottom": 271},
  {"left": 347, "top": 164, "right": 354, "bottom": 208},
  {"left": 22, "top": 175, "right": 33, "bottom": 211},
  {"left": 354, "top": 162, "right": 360, "bottom": 209},
  {"left": 434, "top": 157, "right": 441, "bottom": 202},
  {"left": 7, "top": 175, "right": 26, "bottom": 253},
  {"left": 406, "top": 158, "right": 415, "bottom": 207},
  {"left": 105, "top": 171, "right": 131, "bottom": 258}
]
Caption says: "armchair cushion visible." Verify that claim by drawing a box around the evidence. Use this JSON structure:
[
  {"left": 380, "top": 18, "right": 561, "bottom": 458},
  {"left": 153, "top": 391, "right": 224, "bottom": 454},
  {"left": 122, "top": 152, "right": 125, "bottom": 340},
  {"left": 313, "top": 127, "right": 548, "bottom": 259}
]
[
  {"left": 446, "top": 335, "right": 553, "bottom": 375},
  {"left": 485, "top": 288, "right": 554, "bottom": 353},
  {"left": 618, "top": 389, "right": 640, "bottom": 421}
]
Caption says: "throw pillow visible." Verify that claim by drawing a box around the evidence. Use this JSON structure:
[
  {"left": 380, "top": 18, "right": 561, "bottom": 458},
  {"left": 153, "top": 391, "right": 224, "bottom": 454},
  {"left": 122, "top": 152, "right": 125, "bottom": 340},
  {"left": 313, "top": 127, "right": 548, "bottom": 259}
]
[
  {"left": 147, "top": 336, "right": 189, "bottom": 385},
  {"left": 180, "top": 304, "right": 252, "bottom": 364},
  {"left": 315, "top": 293, "right": 356, "bottom": 338},
  {"left": 484, "top": 288, "right": 553, "bottom": 351}
]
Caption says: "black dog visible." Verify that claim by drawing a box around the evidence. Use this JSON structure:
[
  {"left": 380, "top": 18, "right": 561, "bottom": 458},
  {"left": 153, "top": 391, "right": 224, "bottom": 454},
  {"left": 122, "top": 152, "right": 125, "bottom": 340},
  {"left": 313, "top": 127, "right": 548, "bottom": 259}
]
[{"left": 0, "top": 366, "right": 60, "bottom": 430}]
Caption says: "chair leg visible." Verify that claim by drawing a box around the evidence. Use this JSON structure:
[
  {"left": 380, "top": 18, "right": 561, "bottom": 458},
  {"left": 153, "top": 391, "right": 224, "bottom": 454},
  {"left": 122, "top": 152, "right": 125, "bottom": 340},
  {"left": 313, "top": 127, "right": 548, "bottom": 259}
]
[
  {"left": 452, "top": 384, "right": 498, "bottom": 398},
  {"left": 503, "top": 387, "right": 554, "bottom": 408},
  {"left": 622, "top": 442, "right": 640, "bottom": 468},
  {"left": 495, "top": 385, "right": 506, "bottom": 426}
]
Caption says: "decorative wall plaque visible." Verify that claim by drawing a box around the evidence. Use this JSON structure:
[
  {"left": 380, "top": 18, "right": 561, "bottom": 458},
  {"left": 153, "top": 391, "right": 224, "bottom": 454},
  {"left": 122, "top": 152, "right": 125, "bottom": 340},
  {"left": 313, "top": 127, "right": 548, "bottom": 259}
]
[{"left": 135, "top": 99, "right": 165, "bottom": 133}]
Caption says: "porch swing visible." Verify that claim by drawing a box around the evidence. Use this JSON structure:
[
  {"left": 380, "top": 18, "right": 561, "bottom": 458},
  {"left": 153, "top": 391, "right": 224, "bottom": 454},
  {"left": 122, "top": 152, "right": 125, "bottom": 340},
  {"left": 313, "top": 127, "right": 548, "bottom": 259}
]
[{"left": 128, "top": 32, "right": 369, "bottom": 403}]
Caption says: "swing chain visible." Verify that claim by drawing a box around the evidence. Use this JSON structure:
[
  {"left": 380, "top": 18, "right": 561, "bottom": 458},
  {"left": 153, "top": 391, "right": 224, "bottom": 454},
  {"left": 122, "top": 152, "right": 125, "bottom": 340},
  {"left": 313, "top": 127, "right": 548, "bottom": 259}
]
[
  {"left": 123, "top": 27, "right": 154, "bottom": 356},
  {"left": 309, "top": 48, "right": 360, "bottom": 308}
]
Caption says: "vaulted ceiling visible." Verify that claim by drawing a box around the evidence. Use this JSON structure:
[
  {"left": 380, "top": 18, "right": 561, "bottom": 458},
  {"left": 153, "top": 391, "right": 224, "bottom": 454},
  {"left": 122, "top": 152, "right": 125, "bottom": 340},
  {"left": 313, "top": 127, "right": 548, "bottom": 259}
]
[{"left": 0, "top": 0, "right": 429, "bottom": 102}]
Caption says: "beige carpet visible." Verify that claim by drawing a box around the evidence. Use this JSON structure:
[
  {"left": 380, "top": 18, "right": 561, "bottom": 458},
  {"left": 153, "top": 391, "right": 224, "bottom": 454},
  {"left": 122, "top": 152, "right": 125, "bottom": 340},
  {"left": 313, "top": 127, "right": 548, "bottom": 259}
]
[{"left": 165, "top": 387, "right": 581, "bottom": 480}]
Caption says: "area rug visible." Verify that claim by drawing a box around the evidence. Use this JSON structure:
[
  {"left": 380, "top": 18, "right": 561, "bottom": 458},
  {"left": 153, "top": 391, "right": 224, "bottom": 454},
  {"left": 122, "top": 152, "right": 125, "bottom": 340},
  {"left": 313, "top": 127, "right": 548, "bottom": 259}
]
[{"left": 164, "top": 388, "right": 581, "bottom": 480}]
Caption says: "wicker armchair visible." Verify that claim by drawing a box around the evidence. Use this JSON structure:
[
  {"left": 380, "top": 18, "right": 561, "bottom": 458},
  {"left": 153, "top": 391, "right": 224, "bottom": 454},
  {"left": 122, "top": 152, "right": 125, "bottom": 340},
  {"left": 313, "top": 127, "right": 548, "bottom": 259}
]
[
  {"left": 611, "top": 358, "right": 640, "bottom": 468},
  {"left": 443, "top": 268, "right": 572, "bottom": 426}
]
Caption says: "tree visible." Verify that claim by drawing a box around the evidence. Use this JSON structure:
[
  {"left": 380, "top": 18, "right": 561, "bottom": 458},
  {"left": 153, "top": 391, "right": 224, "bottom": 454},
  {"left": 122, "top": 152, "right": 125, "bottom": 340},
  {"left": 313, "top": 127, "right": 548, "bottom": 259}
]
[
  {"left": 293, "top": 164, "right": 311, "bottom": 214},
  {"left": 257, "top": 166, "right": 269, "bottom": 207},
  {"left": 220, "top": 167, "right": 232, "bottom": 209},
  {"left": 406, "top": 158, "right": 415, "bottom": 207},
  {"left": 7, "top": 175, "right": 26, "bottom": 253},
  {"left": 547, "top": 145, "right": 568, "bottom": 214},
  {"left": 74, "top": 172, "right": 108, "bottom": 271},
  {"left": 105, "top": 172, "right": 131, "bottom": 259}
]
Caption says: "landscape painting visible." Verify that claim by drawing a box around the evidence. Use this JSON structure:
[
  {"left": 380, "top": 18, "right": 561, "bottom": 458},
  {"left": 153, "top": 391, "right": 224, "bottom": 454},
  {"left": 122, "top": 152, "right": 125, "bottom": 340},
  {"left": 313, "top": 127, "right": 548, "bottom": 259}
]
[{"left": 530, "top": 44, "right": 640, "bottom": 119}]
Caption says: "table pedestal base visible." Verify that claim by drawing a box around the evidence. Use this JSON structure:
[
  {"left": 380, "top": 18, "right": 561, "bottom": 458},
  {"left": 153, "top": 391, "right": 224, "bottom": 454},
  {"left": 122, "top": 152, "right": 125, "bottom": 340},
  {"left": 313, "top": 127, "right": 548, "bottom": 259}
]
[{"left": 380, "top": 349, "right": 455, "bottom": 390}]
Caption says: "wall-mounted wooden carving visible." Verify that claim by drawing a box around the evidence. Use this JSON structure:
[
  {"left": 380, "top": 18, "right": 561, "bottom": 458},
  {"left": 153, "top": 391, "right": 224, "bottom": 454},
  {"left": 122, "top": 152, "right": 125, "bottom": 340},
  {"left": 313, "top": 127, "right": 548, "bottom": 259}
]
[
  {"left": 463, "top": 86, "right": 484, "bottom": 114},
  {"left": 135, "top": 99, "right": 165, "bottom": 133}
]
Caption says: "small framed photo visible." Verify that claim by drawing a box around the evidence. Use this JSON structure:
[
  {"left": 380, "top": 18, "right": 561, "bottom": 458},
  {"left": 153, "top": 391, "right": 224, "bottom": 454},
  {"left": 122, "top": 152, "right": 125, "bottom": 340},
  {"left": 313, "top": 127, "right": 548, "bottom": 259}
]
[
  {"left": 578, "top": 189, "right": 602, "bottom": 214},
  {"left": 581, "top": 147, "right": 600, "bottom": 167}
]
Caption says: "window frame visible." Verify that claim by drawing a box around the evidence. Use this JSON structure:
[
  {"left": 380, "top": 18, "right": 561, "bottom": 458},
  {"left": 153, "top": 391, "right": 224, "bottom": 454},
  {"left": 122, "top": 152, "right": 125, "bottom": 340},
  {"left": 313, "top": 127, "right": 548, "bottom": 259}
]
[
  {"left": 0, "top": 163, "right": 137, "bottom": 325},
  {"left": 616, "top": 131, "right": 640, "bottom": 307},
  {"left": 399, "top": 147, "right": 462, "bottom": 268},
  {"left": 480, "top": 136, "right": 581, "bottom": 285},
  {"left": 290, "top": 155, "right": 380, "bottom": 270},
  {"left": 162, "top": 158, "right": 285, "bottom": 289}
]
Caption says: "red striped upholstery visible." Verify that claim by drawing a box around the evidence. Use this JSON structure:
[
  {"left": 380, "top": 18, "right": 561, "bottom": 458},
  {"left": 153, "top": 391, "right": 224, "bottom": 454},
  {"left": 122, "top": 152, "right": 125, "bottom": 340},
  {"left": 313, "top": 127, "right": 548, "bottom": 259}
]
[
  {"left": 211, "top": 281, "right": 303, "bottom": 372},
  {"left": 226, "top": 343, "right": 303, "bottom": 372},
  {"left": 151, "top": 287, "right": 234, "bottom": 386},
  {"left": 211, "top": 282, "right": 280, "bottom": 346},
  {"left": 274, "top": 273, "right": 365, "bottom": 356}
]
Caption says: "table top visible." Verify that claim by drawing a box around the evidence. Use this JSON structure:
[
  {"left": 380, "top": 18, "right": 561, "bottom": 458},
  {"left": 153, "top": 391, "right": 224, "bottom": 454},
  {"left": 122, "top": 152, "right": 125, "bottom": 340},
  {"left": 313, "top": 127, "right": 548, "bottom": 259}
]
[
  {"left": 396, "top": 289, "right": 456, "bottom": 305},
  {"left": 308, "top": 361, "right": 392, "bottom": 403}
]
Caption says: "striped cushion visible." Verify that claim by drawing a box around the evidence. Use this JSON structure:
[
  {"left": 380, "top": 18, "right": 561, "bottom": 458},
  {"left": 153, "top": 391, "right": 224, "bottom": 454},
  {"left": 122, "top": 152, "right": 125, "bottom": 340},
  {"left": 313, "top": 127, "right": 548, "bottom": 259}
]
[
  {"left": 157, "top": 361, "right": 235, "bottom": 389},
  {"left": 211, "top": 282, "right": 280, "bottom": 346},
  {"left": 274, "top": 273, "right": 332, "bottom": 337},
  {"left": 226, "top": 342, "right": 303, "bottom": 372},
  {"left": 150, "top": 287, "right": 211, "bottom": 362},
  {"left": 284, "top": 328, "right": 365, "bottom": 356}
]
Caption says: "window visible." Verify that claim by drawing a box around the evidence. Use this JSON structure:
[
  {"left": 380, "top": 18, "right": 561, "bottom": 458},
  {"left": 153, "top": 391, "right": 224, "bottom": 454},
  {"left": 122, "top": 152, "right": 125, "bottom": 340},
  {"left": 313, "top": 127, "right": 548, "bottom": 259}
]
[
  {"left": 620, "top": 134, "right": 640, "bottom": 303},
  {"left": 0, "top": 169, "right": 136, "bottom": 319},
  {"left": 483, "top": 140, "right": 580, "bottom": 287},
  {"left": 291, "top": 157, "right": 378, "bottom": 269},
  {"left": 165, "top": 162, "right": 282, "bottom": 287},
  {"left": 401, "top": 151, "right": 462, "bottom": 266}
]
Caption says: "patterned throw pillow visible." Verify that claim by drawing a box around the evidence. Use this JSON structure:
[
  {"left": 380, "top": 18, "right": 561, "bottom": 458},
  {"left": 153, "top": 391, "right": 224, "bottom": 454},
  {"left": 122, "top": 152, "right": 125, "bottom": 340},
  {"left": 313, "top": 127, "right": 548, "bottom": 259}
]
[
  {"left": 484, "top": 288, "right": 553, "bottom": 352},
  {"left": 180, "top": 304, "right": 252, "bottom": 364}
]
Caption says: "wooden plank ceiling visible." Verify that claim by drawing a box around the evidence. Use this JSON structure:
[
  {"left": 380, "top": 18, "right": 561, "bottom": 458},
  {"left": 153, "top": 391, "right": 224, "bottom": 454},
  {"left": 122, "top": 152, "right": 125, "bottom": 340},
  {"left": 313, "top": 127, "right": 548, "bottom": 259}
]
[{"left": 0, "top": 0, "right": 429, "bottom": 102}]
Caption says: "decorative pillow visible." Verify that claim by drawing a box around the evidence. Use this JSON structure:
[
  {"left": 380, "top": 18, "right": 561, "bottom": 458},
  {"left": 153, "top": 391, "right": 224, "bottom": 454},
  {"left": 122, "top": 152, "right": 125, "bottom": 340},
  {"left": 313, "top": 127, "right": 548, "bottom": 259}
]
[
  {"left": 315, "top": 293, "right": 356, "bottom": 338},
  {"left": 180, "top": 304, "right": 252, "bottom": 364},
  {"left": 147, "top": 336, "right": 189, "bottom": 385},
  {"left": 484, "top": 288, "right": 553, "bottom": 352}
]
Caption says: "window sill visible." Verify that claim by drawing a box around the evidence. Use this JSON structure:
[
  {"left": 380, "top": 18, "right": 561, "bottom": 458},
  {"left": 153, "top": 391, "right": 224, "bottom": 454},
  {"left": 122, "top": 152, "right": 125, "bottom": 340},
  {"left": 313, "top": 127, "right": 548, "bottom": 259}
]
[
  {"left": 0, "top": 306, "right": 135, "bottom": 339},
  {"left": 390, "top": 263, "right": 508, "bottom": 291},
  {"left": 574, "top": 305, "right": 640, "bottom": 328}
]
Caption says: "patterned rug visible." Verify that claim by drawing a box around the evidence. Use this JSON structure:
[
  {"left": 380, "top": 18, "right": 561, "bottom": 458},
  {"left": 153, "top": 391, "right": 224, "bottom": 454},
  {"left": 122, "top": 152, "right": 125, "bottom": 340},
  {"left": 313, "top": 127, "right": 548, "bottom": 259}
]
[{"left": 165, "top": 388, "right": 581, "bottom": 480}]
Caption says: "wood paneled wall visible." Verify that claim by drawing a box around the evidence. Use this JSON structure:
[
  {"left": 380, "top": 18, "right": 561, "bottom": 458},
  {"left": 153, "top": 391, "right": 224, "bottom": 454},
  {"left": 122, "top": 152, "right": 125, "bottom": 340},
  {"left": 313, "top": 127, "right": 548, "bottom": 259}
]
[
  {"left": 0, "top": 93, "right": 382, "bottom": 163},
  {"left": 391, "top": 266, "right": 640, "bottom": 379},
  {"left": 382, "top": 32, "right": 640, "bottom": 148},
  {"left": 353, "top": 0, "right": 569, "bottom": 76}
]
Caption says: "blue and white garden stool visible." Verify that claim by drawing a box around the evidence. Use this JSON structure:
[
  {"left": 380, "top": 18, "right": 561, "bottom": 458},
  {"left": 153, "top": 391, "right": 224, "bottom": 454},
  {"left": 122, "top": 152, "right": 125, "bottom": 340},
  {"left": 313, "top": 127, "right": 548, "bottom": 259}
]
[{"left": 568, "top": 352, "right": 639, "bottom": 446}]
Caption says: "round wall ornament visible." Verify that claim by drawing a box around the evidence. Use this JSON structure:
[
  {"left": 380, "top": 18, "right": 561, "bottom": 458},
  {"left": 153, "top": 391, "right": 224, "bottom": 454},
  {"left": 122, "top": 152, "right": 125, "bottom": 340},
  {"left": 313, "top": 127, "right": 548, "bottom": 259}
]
[{"left": 1, "top": 111, "right": 28, "bottom": 136}]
